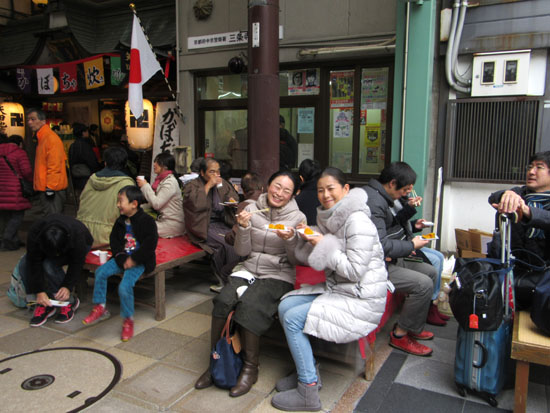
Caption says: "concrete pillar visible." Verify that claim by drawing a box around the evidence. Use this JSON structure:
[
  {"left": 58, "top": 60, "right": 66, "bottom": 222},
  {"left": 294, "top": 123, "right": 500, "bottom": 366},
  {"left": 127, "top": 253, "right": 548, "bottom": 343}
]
[{"left": 247, "top": 0, "right": 279, "bottom": 186}]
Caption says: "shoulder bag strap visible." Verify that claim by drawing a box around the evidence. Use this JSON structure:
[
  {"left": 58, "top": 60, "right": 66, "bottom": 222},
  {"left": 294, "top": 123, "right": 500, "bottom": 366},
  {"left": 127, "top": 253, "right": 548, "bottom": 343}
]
[{"left": 2, "top": 155, "right": 20, "bottom": 179}]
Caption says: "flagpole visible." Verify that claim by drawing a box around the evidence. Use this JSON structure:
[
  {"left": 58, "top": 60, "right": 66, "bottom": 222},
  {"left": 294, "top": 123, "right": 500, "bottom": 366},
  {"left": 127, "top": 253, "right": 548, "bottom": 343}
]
[{"left": 129, "top": 3, "right": 185, "bottom": 123}]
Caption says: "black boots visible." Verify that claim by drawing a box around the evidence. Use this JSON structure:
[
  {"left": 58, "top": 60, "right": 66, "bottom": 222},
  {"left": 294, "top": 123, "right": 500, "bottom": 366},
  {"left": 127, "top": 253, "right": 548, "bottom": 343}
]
[
  {"left": 229, "top": 328, "right": 260, "bottom": 397},
  {"left": 194, "top": 316, "right": 226, "bottom": 389}
]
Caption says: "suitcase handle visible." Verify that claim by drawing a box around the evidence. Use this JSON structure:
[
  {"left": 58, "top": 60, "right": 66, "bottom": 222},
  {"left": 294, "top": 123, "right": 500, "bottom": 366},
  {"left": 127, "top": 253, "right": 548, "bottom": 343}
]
[{"left": 473, "top": 340, "right": 488, "bottom": 368}]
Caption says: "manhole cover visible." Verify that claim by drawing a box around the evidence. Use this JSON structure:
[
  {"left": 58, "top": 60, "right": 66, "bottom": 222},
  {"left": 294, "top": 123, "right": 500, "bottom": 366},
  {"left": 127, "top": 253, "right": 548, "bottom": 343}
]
[{"left": 0, "top": 347, "right": 121, "bottom": 412}]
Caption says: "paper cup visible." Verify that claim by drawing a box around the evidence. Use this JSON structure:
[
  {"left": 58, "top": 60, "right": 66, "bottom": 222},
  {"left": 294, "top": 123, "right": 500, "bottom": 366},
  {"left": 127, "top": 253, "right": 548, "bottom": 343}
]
[
  {"left": 217, "top": 182, "right": 223, "bottom": 188},
  {"left": 99, "top": 250, "right": 108, "bottom": 264},
  {"left": 137, "top": 175, "right": 145, "bottom": 181}
]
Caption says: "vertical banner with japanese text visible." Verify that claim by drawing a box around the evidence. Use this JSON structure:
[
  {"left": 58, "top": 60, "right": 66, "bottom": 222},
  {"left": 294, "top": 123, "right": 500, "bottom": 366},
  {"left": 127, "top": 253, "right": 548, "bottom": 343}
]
[
  {"left": 110, "top": 56, "right": 126, "bottom": 86},
  {"left": 16, "top": 68, "right": 32, "bottom": 94},
  {"left": 59, "top": 63, "right": 78, "bottom": 93},
  {"left": 37, "top": 68, "right": 55, "bottom": 94},
  {"left": 151, "top": 101, "right": 181, "bottom": 181},
  {"left": 83, "top": 57, "right": 105, "bottom": 89}
]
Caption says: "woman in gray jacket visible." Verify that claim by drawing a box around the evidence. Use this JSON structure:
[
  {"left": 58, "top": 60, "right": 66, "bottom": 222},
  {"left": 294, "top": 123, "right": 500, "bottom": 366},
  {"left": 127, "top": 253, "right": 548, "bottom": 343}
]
[
  {"left": 195, "top": 170, "right": 306, "bottom": 397},
  {"left": 271, "top": 167, "right": 388, "bottom": 412}
]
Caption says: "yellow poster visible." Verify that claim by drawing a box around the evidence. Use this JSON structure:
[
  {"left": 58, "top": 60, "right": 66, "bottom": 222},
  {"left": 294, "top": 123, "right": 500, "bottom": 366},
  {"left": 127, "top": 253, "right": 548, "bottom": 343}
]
[
  {"left": 365, "top": 123, "right": 380, "bottom": 147},
  {"left": 83, "top": 57, "right": 105, "bottom": 89}
]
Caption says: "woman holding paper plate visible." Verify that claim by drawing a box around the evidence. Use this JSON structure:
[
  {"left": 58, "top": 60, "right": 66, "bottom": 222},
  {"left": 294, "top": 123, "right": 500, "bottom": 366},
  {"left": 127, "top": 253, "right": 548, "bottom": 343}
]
[
  {"left": 194, "top": 170, "right": 306, "bottom": 397},
  {"left": 271, "top": 167, "right": 388, "bottom": 412}
]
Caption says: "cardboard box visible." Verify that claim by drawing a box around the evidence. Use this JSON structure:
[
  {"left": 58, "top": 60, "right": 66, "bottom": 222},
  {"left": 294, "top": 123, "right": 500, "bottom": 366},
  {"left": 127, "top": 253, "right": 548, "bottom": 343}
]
[{"left": 455, "top": 228, "right": 492, "bottom": 258}]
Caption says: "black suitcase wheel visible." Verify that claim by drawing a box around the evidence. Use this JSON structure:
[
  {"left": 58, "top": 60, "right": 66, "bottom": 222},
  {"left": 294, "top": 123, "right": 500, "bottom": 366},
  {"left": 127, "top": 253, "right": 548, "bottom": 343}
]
[
  {"left": 455, "top": 383, "right": 466, "bottom": 397},
  {"left": 487, "top": 396, "right": 498, "bottom": 407}
]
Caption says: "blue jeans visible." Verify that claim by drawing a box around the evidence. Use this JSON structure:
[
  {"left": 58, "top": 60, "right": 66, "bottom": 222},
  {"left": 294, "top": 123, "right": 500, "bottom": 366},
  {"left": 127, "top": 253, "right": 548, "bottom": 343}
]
[
  {"left": 92, "top": 258, "right": 145, "bottom": 318},
  {"left": 278, "top": 294, "right": 319, "bottom": 384},
  {"left": 421, "top": 247, "right": 444, "bottom": 301}
]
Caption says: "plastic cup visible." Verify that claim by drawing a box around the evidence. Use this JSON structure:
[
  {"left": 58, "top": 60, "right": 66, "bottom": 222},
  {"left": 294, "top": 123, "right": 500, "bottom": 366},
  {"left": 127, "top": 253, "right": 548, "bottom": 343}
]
[
  {"left": 99, "top": 250, "right": 108, "bottom": 264},
  {"left": 217, "top": 182, "right": 223, "bottom": 188},
  {"left": 137, "top": 175, "right": 145, "bottom": 181}
]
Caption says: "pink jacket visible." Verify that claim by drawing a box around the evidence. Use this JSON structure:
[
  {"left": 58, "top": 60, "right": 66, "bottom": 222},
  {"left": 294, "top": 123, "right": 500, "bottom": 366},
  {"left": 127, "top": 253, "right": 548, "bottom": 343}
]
[{"left": 0, "top": 142, "right": 33, "bottom": 210}]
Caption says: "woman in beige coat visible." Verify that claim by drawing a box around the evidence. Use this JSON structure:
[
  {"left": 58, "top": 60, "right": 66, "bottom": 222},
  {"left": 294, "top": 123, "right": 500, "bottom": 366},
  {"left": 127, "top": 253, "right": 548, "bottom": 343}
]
[{"left": 137, "top": 152, "right": 184, "bottom": 238}]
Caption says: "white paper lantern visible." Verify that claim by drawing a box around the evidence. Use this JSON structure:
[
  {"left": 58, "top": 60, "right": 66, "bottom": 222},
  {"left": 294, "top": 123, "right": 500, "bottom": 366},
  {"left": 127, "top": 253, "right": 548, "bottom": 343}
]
[
  {"left": 100, "top": 109, "right": 115, "bottom": 133},
  {"left": 0, "top": 102, "right": 25, "bottom": 138},
  {"left": 125, "top": 100, "right": 154, "bottom": 150}
]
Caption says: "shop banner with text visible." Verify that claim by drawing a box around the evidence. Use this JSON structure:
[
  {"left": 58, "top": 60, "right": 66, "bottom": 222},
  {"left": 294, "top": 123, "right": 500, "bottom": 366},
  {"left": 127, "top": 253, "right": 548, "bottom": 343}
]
[
  {"left": 16, "top": 68, "right": 31, "bottom": 94},
  {"left": 37, "top": 68, "right": 55, "bottom": 95},
  {"left": 110, "top": 56, "right": 125, "bottom": 86},
  {"left": 59, "top": 63, "right": 78, "bottom": 93},
  {"left": 83, "top": 57, "right": 105, "bottom": 90},
  {"left": 151, "top": 101, "right": 180, "bottom": 181}
]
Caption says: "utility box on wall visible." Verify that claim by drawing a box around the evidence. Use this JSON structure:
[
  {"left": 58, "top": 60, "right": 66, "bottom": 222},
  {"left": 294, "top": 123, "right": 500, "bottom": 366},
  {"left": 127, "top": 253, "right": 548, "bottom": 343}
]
[{"left": 471, "top": 49, "right": 547, "bottom": 97}]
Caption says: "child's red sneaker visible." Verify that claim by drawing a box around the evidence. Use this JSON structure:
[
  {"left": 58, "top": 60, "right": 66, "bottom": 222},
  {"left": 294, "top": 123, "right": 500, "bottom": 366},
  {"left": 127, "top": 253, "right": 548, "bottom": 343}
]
[
  {"left": 82, "top": 304, "right": 110, "bottom": 325},
  {"left": 121, "top": 318, "right": 134, "bottom": 342}
]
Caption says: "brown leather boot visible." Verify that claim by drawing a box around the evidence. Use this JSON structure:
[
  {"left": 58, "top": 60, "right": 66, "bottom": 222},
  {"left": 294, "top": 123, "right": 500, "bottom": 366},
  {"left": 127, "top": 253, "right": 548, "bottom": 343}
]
[
  {"left": 195, "top": 316, "right": 227, "bottom": 389},
  {"left": 230, "top": 328, "right": 260, "bottom": 397}
]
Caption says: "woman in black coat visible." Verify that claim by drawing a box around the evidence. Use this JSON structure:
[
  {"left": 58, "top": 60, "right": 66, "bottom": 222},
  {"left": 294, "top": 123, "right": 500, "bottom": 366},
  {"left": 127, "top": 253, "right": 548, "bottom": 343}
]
[{"left": 295, "top": 159, "right": 321, "bottom": 225}]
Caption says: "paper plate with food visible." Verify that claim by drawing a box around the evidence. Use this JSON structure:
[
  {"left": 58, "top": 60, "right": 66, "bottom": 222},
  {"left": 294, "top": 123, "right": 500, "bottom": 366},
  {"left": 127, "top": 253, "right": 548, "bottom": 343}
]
[
  {"left": 421, "top": 232, "right": 439, "bottom": 240},
  {"left": 297, "top": 227, "right": 320, "bottom": 237},
  {"left": 220, "top": 198, "right": 239, "bottom": 207},
  {"left": 265, "top": 223, "right": 291, "bottom": 232}
]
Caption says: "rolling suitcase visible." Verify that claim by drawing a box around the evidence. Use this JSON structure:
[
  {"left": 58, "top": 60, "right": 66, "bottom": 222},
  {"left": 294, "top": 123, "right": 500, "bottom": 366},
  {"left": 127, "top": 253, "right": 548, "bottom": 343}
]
[{"left": 453, "top": 214, "right": 515, "bottom": 407}]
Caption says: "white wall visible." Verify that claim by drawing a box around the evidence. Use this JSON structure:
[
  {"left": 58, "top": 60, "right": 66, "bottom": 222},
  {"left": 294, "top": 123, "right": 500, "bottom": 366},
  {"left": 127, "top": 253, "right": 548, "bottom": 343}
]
[{"left": 439, "top": 181, "right": 510, "bottom": 254}]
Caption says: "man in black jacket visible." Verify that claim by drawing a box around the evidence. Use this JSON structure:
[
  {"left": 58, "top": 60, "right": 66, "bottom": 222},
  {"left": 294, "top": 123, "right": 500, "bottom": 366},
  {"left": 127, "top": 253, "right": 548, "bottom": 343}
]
[
  {"left": 364, "top": 162, "right": 437, "bottom": 357},
  {"left": 488, "top": 151, "right": 550, "bottom": 261},
  {"left": 21, "top": 214, "right": 93, "bottom": 327}
]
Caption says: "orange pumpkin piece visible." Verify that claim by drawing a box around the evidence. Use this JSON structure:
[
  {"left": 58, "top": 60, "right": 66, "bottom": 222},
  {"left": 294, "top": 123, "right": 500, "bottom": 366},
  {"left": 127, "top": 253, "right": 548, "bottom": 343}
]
[
  {"left": 268, "top": 224, "right": 276, "bottom": 229},
  {"left": 304, "top": 227, "right": 314, "bottom": 235},
  {"left": 275, "top": 224, "right": 285, "bottom": 230},
  {"left": 422, "top": 232, "right": 436, "bottom": 239}
]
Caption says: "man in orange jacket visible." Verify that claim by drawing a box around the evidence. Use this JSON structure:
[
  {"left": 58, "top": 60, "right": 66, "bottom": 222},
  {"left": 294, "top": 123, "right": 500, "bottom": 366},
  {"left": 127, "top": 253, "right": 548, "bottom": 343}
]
[{"left": 26, "top": 108, "right": 68, "bottom": 215}]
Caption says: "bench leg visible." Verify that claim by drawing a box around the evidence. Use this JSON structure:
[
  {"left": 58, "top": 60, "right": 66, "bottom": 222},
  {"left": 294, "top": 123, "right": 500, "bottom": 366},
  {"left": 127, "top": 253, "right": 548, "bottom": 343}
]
[
  {"left": 364, "top": 341, "right": 376, "bottom": 381},
  {"left": 155, "top": 271, "right": 166, "bottom": 321},
  {"left": 514, "top": 360, "right": 529, "bottom": 413}
]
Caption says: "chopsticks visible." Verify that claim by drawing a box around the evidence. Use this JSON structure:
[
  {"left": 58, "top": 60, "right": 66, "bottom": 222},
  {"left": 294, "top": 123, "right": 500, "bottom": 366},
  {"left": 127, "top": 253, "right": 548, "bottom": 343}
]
[
  {"left": 410, "top": 189, "right": 421, "bottom": 206},
  {"left": 236, "top": 207, "right": 270, "bottom": 217}
]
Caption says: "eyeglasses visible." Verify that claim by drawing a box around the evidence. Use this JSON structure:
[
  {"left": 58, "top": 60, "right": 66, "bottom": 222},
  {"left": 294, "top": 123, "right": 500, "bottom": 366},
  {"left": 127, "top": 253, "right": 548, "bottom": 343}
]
[{"left": 525, "top": 164, "right": 548, "bottom": 172}]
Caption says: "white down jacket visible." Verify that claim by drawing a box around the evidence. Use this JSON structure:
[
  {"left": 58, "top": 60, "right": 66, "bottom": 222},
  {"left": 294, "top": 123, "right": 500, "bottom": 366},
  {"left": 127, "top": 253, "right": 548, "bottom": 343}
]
[{"left": 285, "top": 188, "right": 388, "bottom": 343}]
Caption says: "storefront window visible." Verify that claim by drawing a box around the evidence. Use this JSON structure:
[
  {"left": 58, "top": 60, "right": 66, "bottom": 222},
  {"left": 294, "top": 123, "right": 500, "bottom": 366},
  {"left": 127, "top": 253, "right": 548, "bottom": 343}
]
[
  {"left": 359, "top": 68, "right": 389, "bottom": 174},
  {"left": 280, "top": 107, "right": 315, "bottom": 169},
  {"left": 204, "top": 109, "right": 248, "bottom": 169},
  {"left": 279, "top": 69, "right": 320, "bottom": 97},
  {"left": 197, "top": 74, "right": 248, "bottom": 100},
  {"left": 328, "top": 70, "right": 354, "bottom": 173}
]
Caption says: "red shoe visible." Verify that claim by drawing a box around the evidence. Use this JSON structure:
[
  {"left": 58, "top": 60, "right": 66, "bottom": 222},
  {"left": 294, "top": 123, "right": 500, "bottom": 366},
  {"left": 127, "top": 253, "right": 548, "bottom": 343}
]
[
  {"left": 408, "top": 330, "right": 434, "bottom": 340},
  {"left": 390, "top": 332, "right": 433, "bottom": 356},
  {"left": 82, "top": 304, "right": 110, "bottom": 325},
  {"left": 121, "top": 318, "right": 134, "bottom": 342},
  {"left": 426, "top": 303, "right": 447, "bottom": 326},
  {"left": 435, "top": 305, "right": 451, "bottom": 321}
]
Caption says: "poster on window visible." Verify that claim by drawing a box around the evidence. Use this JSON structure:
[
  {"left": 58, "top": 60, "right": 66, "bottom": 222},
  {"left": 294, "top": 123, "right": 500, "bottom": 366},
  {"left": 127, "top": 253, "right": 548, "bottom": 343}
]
[
  {"left": 364, "top": 123, "right": 381, "bottom": 163},
  {"left": 361, "top": 69, "right": 388, "bottom": 109},
  {"left": 333, "top": 109, "right": 352, "bottom": 138},
  {"left": 288, "top": 70, "right": 319, "bottom": 96},
  {"left": 330, "top": 70, "right": 354, "bottom": 108},
  {"left": 151, "top": 102, "right": 180, "bottom": 181},
  {"left": 297, "top": 107, "right": 314, "bottom": 134}
]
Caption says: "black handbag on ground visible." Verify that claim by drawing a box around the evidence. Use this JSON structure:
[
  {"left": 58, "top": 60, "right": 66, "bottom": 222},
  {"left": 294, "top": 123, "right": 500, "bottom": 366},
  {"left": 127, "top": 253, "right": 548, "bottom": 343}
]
[
  {"left": 449, "top": 258, "right": 509, "bottom": 331},
  {"left": 2, "top": 155, "right": 34, "bottom": 198},
  {"left": 530, "top": 270, "right": 550, "bottom": 335},
  {"left": 209, "top": 311, "right": 243, "bottom": 389}
]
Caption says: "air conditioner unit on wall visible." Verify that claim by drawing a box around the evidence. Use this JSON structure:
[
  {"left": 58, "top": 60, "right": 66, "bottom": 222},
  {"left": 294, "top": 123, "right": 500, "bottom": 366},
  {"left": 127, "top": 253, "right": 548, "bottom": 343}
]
[{"left": 471, "top": 49, "right": 547, "bottom": 97}]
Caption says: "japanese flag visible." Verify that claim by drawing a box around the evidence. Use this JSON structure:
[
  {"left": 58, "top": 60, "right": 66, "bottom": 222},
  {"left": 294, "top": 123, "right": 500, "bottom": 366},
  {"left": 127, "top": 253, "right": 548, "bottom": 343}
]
[{"left": 129, "top": 14, "right": 161, "bottom": 119}]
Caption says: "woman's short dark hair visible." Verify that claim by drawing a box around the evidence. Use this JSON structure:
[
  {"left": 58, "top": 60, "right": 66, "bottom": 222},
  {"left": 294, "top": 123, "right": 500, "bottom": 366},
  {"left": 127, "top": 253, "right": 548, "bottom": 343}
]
[
  {"left": 378, "top": 161, "right": 416, "bottom": 189},
  {"left": 40, "top": 225, "right": 69, "bottom": 257},
  {"left": 218, "top": 159, "right": 232, "bottom": 181},
  {"left": 241, "top": 172, "right": 263, "bottom": 195},
  {"left": 119, "top": 185, "right": 145, "bottom": 205},
  {"left": 154, "top": 151, "right": 175, "bottom": 171},
  {"left": 319, "top": 167, "right": 347, "bottom": 187},
  {"left": 199, "top": 157, "right": 218, "bottom": 173},
  {"left": 72, "top": 122, "right": 87, "bottom": 139},
  {"left": 267, "top": 170, "right": 300, "bottom": 195},
  {"left": 298, "top": 159, "right": 322, "bottom": 183},
  {"left": 103, "top": 147, "right": 128, "bottom": 171},
  {"left": 7, "top": 134, "right": 23, "bottom": 147},
  {"left": 190, "top": 157, "right": 203, "bottom": 173}
]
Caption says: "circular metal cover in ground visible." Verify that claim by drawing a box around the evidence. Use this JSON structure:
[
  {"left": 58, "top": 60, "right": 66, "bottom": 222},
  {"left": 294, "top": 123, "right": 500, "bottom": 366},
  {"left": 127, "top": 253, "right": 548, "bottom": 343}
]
[{"left": 0, "top": 347, "right": 121, "bottom": 412}]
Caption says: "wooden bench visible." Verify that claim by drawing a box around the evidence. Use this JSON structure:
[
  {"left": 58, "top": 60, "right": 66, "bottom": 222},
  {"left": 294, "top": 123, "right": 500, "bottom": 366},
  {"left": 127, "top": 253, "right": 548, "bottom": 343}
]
[
  {"left": 511, "top": 311, "right": 550, "bottom": 413},
  {"left": 83, "top": 236, "right": 205, "bottom": 321},
  {"left": 294, "top": 265, "right": 403, "bottom": 380}
]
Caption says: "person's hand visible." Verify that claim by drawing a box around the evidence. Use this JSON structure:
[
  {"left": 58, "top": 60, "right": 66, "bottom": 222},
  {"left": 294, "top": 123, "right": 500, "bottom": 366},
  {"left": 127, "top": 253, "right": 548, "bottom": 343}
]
[
  {"left": 408, "top": 196, "right": 422, "bottom": 207},
  {"left": 136, "top": 177, "right": 147, "bottom": 188},
  {"left": 237, "top": 210, "right": 251, "bottom": 228},
  {"left": 519, "top": 198, "right": 531, "bottom": 220},
  {"left": 412, "top": 235, "right": 429, "bottom": 250},
  {"left": 36, "top": 292, "right": 51, "bottom": 307},
  {"left": 491, "top": 190, "right": 522, "bottom": 214},
  {"left": 54, "top": 287, "right": 70, "bottom": 301},
  {"left": 304, "top": 233, "right": 323, "bottom": 246},
  {"left": 415, "top": 219, "right": 430, "bottom": 230},
  {"left": 204, "top": 175, "right": 222, "bottom": 193},
  {"left": 123, "top": 256, "right": 136, "bottom": 269},
  {"left": 276, "top": 228, "right": 296, "bottom": 241}
]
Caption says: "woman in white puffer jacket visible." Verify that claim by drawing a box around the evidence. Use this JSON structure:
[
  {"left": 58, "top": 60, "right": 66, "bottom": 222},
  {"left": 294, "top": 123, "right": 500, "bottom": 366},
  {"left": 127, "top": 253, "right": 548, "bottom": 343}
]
[{"left": 271, "top": 167, "right": 388, "bottom": 412}]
